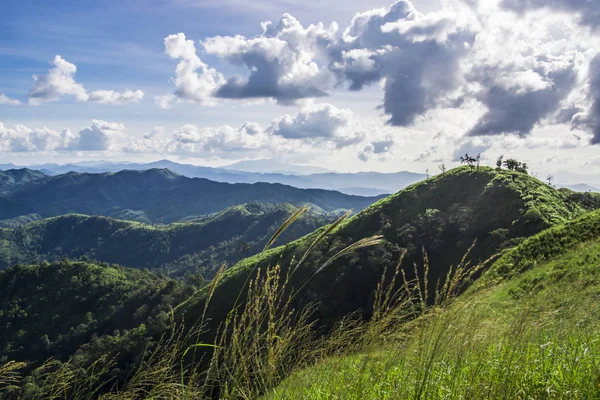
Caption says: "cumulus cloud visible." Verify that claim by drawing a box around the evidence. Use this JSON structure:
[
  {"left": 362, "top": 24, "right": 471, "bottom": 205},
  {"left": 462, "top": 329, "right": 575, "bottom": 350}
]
[
  {"left": 502, "top": 0, "right": 600, "bottom": 30},
  {"left": 28, "top": 55, "right": 144, "bottom": 105},
  {"left": 463, "top": 5, "right": 583, "bottom": 137},
  {"left": 66, "top": 120, "right": 126, "bottom": 151},
  {"left": 358, "top": 137, "right": 395, "bottom": 161},
  {"left": 161, "top": 1, "right": 476, "bottom": 123},
  {"left": 269, "top": 103, "right": 363, "bottom": 145},
  {"left": 0, "top": 122, "right": 71, "bottom": 152},
  {"left": 157, "top": 0, "right": 600, "bottom": 157},
  {"left": 0, "top": 94, "right": 21, "bottom": 106},
  {"left": 87, "top": 90, "right": 144, "bottom": 104},
  {"left": 467, "top": 67, "right": 577, "bottom": 136},
  {"left": 162, "top": 122, "right": 282, "bottom": 158},
  {"left": 571, "top": 54, "right": 600, "bottom": 144},
  {"left": 204, "top": 14, "right": 337, "bottom": 103},
  {"left": 334, "top": 1, "right": 477, "bottom": 126},
  {"left": 159, "top": 33, "right": 225, "bottom": 108},
  {"left": 29, "top": 56, "right": 88, "bottom": 105}
]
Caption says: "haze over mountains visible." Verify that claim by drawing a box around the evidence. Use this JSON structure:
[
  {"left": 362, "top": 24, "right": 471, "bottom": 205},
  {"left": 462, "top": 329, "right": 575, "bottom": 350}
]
[
  {"left": 0, "top": 160, "right": 425, "bottom": 196},
  {"left": 0, "top": 168, "right": 382, "bottom": 223},
  {"left": 2, "top": 160, "right": 598, "bottom": 196}
]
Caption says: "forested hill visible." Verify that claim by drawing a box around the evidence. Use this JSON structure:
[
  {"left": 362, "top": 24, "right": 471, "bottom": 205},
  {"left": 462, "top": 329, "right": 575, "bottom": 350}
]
[
  {"left": 0, "top": 169, "right": 47, "bottom": 195},
  {"left": 179, "top": 166, "right": 600, "bottom": 330},
  {"left": 0, "top": 260, "right": 194, "bottom": 387},
  {"left": 0, "top": 168, "right": 384, "bottom": 223},
  {"left": 0, "top": 203, "right": 336, "bottom": 279}
]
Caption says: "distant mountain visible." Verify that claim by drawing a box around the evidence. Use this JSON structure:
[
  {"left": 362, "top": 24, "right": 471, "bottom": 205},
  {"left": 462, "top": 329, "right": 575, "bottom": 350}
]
[
  {"left": 0, "top": 168, "right": 47, "bottom": 195},
  {"left": 557, "top": 183, "right": 600, "bottom": 192},
  {"left": 336, "top": 187, "right": 392, "bottom": 196},
  {"left": 0, "top": 168, "right": 382, "bottom": 223},
  {"left": 222, "top": 159, "right": 332, "bottom": 175},
  {"left": 0, "top": 203, "right": 336, "bottom": 279},
  {"left": 12, "top": 159, "right": 425, "bottom": 195}
]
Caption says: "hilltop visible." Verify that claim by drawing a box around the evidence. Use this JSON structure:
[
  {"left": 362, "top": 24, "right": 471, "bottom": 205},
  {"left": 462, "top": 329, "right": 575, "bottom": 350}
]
[
  {"left": 0, "top": 168, "right": 383, "bottom": 223},
  {"left": 179, "top": 166, "right": 596, "bottom": 329},
  {"left": 0, "top": 203, "right": 335, "bottom": 280}
]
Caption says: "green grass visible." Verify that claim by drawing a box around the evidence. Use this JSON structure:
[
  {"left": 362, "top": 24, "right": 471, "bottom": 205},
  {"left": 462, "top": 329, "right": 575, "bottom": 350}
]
[{"left": 264, "top": 229, "right": 600, "bottom": 399}]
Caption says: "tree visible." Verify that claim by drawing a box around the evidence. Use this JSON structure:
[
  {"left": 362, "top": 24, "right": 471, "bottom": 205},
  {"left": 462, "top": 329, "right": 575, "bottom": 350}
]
[
  {"left": 438, "top": 163, "right": 446, "bottom": 174},
  {"left": 546, "top": 174, "right": 555, "bottom": 187},
  {"left": 460, "top": 153, "right": 477, "bottom": 169},
  {"left": 496, "top": 155, "right": 504, "bottom": 170},
  {"left": 426, "top": 168, "right": 429, "bottom": 179},
  {"left": 502, "top": 158, "right": 529, "bottom": 174}
]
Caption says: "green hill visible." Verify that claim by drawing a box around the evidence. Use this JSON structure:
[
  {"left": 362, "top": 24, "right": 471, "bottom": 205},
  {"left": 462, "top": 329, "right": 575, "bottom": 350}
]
[
  {"left": 178, "top": 166, "right": 595, "bottom": 331},
  {"left": 266, "top": 209, "right": 600, "bottom": 399},
  {"left": 2, "top": 168, "right": 383, "bottom": 223},
  {"left": 0, "top": 260, "right": 194, "bottom": 379},
  {"left": 3, "top": 166, "right": 600, "bottom": 399},
  {"left": 0, "top": 203, "right": 336, "bottom": 280},
  {"left": 0, "top": 169, "right": 47, "bottom": 196}
]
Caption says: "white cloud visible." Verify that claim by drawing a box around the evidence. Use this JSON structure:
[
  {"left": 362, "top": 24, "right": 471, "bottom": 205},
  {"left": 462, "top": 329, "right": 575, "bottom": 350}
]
[
  {"left": 0, "top": 94, "right": 21, "bottom": 106},
  {"left": 159, "top": 33, "right": 225, "bottom": 108},
  {"left": 0, "top": 122, "right": 71, "bottom": 152},
  {"left": 269, "top": 103, "right": 363, "bottom": 145},
  {"left": 66, "top": 120, "right": 126, "bottom": 151},
  {"left": 87, "top": 90, "right": 144, "bottom": 104},
  {"left": 28, "top": 55, "right": 144, "bottom": 106},
  {"left": 29, "top": 56, "right": 88, "bottom": 105}
]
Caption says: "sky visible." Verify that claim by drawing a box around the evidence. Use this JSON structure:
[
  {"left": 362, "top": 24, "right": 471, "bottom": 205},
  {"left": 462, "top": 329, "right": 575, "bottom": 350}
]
[{"left": 0, "top": 0, "right": 599, "bottom": 176}]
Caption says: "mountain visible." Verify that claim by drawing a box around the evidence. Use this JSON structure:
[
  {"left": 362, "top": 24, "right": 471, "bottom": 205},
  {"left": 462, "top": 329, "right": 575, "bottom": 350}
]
[
  {"left": 178, "top": 166, "right": 597, "bottom": 330},
  {"left": 0, "top": 203, "right": 336, "bottom": 280},
  {"left": 1, "top": 169, "right": 382, "bottom": 223},
  {"left": 4, "top": 166, "right": 600, "bottom": 398},
  {"left": 0, "top": 169, "right": 47, "bottom": 195},
  {"left": 557, "top": 183, "right": 600, "bottom": 192},
  {"left": 12, "top": 159, "right": 425, "bottom": 195},
  {"left": 222, "top": 159, "right": 332, "bottom": 175}
]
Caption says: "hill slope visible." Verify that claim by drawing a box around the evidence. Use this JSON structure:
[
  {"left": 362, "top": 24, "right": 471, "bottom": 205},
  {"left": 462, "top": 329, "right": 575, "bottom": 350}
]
[
  {"left": 0, "top": 260, "right": 194, "bottom": 374},
  {"left": 2, "top": 169, "right": 382, "bottom": 223},
  {"left": 0, "top": 203, "right": 336, "bottom": 279},
  {"left": 178, "top": 166, "right": 593, "bottom": 330},
  {"left": 266, "top": 209, "right": 600, "bottom": 399}
]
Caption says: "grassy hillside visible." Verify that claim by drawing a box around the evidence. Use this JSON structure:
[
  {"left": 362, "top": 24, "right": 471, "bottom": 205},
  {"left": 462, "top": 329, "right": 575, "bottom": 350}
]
[
  {"left": 2, "top": 166, "right": 600, "bottom": 399},
  {"left": 266, "top": 209, "right": 600, "bottom": 399},
  {"left": 3, "top": 168, "right": 383, "bottom": 223},
  {"left": 0, "top": 203, "right": 335, "bottom": 280},
  {"left": 178, "top": 166, "right": 591, "bottom": 329},
  {"left": 0, "top": 260, "right": 194, "bottom": 382}
]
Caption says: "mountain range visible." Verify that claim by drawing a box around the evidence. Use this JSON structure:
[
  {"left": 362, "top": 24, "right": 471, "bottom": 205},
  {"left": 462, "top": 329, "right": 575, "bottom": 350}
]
[
  {"left": 2, "top": 166, "right": 600, "bottom": 398},
  {"left": 0, "top": 203, "right": 335, "bottom": 279},
  {"left": 0, "top": 168, "right": 383, "bottom": 223},
  {"left": 1, "top": 160, "right": 425, "bottom": 196}
]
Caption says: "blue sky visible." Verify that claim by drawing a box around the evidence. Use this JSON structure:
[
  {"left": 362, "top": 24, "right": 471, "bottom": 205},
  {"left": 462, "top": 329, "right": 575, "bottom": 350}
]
[{"left": 0, "top": 0, "right": 599, "bottom": 178}]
